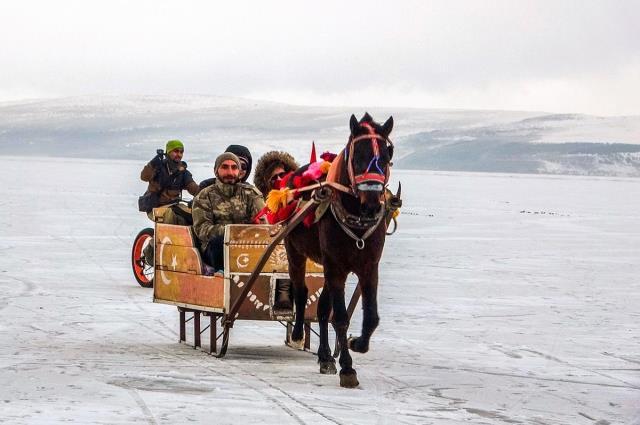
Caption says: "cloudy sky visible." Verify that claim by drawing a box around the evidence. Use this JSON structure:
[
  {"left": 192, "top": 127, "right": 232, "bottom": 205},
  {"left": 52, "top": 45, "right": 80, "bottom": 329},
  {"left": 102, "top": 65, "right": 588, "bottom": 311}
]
[{"left": 1, "top": 0, "right": 639, "bottom": 115}]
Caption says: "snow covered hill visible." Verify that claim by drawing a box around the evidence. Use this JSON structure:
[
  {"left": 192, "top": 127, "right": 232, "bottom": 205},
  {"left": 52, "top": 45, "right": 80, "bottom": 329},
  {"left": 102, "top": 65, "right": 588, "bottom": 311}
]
[
  {"left": 1, "top": 95, "right": 639, "bottom": 176},
  {"left": 398, "top": 114, "right": 640, "bottom": 176}
]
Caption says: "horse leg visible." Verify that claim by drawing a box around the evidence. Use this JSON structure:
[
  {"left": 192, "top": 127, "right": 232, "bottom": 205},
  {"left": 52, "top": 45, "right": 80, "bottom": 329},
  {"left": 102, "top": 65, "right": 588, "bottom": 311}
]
[
  {"left": 326, "top": 269, "right": 358, "bottom": 387},
  {"left": 316, "top": 284, "right": 336, "bottom": 374},
  {"left": 348, "top": 267, "right": 380, "bottom": 354},
  {"left": 286, "top": 246, "right": 308, "bottom": 348}
]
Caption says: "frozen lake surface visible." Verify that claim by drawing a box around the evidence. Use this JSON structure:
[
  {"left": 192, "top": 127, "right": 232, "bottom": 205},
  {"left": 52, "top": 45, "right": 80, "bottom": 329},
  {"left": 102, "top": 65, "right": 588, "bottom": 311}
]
[{"left": 1, "top": 157, "right": 639, "bottom": 424}]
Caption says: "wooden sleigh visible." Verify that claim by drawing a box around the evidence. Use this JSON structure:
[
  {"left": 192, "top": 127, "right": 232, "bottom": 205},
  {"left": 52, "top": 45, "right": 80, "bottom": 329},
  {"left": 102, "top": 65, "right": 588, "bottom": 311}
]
[{"left": 148, "top": 204, "right": 361, "bottom": 358}]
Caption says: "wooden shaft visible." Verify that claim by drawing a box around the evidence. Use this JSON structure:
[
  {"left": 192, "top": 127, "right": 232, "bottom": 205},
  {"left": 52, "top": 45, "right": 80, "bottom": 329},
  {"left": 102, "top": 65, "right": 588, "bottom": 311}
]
[{"left": 346, "top": 284, "right": 362, "bottom": 319}]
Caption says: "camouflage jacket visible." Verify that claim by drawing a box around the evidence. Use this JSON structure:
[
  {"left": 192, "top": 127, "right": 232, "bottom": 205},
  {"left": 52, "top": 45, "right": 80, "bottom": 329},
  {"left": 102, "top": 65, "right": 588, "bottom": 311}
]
[{"left": 192, "top": 179, "right": 265, "bottom": 249}]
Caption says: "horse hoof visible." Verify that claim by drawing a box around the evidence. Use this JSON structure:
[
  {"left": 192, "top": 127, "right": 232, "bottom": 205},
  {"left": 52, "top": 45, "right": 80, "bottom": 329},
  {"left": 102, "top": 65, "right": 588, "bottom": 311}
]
[
  {"left": 347, "top": 336, "right": 369, "bottom": 353},
  {"left": 319, "top": 361, "right": 337, "bottom": 375},
  {"left": 347, "top": 336, "right": 358, "bottom": 351},
  {"left": 287, "top": 337, "right": 305, "bottom": 350},
  {"left": 339, "top": 371, "right": 359, "bottom": 388}
]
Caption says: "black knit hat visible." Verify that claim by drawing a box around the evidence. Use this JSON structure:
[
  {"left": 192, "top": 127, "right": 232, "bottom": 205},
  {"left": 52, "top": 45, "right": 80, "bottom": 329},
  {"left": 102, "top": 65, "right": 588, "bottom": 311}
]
[{"left": 225, "top": 145, "right": 252, "bottom": 182}]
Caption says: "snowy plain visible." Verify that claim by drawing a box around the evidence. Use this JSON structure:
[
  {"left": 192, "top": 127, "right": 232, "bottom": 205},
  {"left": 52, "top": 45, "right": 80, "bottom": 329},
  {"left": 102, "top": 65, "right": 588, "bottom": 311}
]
[{"left": 1, "top": 156, "right": 639, "bottom": 424}]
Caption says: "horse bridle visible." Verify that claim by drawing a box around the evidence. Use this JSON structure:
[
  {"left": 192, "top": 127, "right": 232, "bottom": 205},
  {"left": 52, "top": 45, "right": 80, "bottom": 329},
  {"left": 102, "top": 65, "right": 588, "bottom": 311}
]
[
  {"left": 345, "top": 123, "right": 393, "bottom": 194},
  {"left": 329, "top": 123, "right": 394, "bottom": 249}
]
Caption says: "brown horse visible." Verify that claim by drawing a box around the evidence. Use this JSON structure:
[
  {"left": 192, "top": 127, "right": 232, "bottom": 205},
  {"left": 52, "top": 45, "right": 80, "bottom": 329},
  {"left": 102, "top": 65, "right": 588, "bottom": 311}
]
[{"left": 284, "top": 113, "right": 395, "bottom": 387}]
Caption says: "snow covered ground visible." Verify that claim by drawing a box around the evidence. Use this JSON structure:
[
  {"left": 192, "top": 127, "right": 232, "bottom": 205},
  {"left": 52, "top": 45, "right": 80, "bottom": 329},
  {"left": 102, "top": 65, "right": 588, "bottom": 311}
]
[{"left": 1, "top": 157, "right": 639, "bottom": 424}]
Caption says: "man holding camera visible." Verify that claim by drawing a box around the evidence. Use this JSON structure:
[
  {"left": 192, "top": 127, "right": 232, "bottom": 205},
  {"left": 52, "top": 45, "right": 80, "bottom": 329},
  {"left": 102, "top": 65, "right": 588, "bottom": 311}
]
[{"left": 140, "top": 139, "right": 200, "bottom": 225}]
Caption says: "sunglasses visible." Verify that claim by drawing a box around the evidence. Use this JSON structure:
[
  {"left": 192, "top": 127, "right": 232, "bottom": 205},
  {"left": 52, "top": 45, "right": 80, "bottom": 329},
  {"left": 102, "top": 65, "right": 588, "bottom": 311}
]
[
  {"left": 240, "top": 162, "right": 248, "bottom": 171},
  {"left": 269, "top": 171, "right": 286, "bottom": 183},
  {"left": 171, "top": 149, "right": 184, "bottom": 154}
]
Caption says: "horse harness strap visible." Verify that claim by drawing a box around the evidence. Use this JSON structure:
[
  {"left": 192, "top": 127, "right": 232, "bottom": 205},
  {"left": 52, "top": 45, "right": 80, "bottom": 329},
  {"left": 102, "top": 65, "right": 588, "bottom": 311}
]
[
  {"left": 329, "top": 197, "right": 385, "bottom": 250},
  {"left": 289, "top": 180, "right": 353, "bottom": 197},
  {"left": 347, "top": 131, "right": 393, "bottom": 192}
]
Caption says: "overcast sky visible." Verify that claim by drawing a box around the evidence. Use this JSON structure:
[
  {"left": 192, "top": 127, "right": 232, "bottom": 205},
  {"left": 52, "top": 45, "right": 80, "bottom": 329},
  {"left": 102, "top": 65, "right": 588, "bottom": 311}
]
[{"left": 1, "top": 0, "right": 639, "bottom": 115}]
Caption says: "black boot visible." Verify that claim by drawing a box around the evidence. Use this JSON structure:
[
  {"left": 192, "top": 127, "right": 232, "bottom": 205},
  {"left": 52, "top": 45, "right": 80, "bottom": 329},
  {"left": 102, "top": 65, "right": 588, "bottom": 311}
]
[{"left": 273, "top": 279, "right": 292, "bottom": 310}]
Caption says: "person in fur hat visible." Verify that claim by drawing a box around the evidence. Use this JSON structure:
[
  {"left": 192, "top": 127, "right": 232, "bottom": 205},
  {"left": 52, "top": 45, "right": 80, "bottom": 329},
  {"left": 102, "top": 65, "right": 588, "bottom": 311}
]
[
  {"left": 253, "top": 151, "right": 299, "bottom": 309},
  {"left": 253, "top": 151, "right": 299, "bottom": 198}
]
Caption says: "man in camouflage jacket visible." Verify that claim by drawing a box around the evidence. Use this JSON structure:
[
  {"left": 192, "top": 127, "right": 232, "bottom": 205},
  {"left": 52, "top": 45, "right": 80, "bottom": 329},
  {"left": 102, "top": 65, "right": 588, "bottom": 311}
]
[{"left": 192, "top": 152, "right": 265, "bottom": 272}]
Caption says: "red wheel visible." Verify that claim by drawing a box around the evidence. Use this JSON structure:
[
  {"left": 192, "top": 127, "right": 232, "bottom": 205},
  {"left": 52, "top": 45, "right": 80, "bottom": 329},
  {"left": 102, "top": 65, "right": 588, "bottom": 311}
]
[{"left": 132, "top": 227, "right": 154, "bottom": 288}]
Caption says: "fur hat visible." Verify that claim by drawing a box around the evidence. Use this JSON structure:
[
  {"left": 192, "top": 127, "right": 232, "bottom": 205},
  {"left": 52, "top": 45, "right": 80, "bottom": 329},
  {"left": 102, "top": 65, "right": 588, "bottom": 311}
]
[
  {"left": 214, "top": 152, "right": 241, "bottom": 178},
  {"left": 253, "top": 151, "right": 299, "bottom": 197},
  {"left": 225, "top": 144, "right": 252, "bottom": 182}
]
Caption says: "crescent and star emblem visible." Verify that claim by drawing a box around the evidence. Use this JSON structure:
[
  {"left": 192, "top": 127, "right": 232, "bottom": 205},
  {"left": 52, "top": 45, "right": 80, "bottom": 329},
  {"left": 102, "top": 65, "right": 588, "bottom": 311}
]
[
  {"left": 159, "top": 236, "right": 173, "bottom": 285},
  {"left": 236, "top": 253, "right": 250, "bottom": 268}
]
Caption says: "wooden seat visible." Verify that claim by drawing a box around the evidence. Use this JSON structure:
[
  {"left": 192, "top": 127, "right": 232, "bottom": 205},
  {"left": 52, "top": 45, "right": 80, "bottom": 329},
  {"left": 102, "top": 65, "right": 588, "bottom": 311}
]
[
  {"left": 152, "top": 223, "right": 329, "bottom": 354},
  {"left": 152, "top": 223, "right": 325, "bottom": 321}
]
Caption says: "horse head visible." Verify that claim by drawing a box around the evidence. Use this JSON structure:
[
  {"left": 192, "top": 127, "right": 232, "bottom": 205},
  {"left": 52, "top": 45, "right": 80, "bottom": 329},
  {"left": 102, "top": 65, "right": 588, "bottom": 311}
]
[{"left": 345, "top": 113, "right": 394, "bottom": 218}]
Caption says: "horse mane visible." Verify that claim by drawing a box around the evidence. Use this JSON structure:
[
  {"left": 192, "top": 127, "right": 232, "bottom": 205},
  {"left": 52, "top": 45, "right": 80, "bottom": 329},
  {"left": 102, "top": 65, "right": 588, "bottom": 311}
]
[{"left": 325, "top": 151, "right": 344, "bottom": 183}]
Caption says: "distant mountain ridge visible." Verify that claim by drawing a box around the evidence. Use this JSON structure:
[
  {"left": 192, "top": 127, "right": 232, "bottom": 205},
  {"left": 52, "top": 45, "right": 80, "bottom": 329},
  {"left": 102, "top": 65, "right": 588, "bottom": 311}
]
[
  {"left": 397, "top": 114, "right": 640, "bottom": 176},
  {"left": 1, "top": 95, "right": 639, "bottom": 176}
]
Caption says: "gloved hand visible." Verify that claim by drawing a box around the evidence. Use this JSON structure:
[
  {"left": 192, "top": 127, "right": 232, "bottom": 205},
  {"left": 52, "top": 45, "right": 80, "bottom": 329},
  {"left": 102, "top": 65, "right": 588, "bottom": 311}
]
[{"left": 149, "top": 151, "right": 164, "bottom": 168}]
